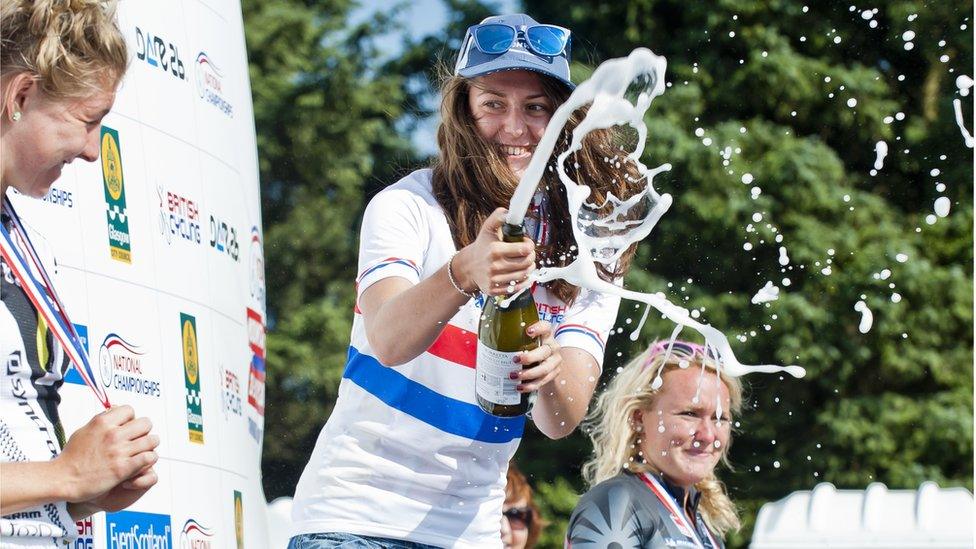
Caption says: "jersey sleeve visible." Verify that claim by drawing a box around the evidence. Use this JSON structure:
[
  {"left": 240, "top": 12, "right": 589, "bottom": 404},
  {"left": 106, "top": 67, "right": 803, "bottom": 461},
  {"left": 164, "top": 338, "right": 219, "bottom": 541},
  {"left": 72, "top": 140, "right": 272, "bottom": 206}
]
[
  {"left": 553, "top": 286, "right": 621, "bottom": 370},
  {"left": 565, "top": 481, "right": 653, "bottom": 549},
  {"left": 355, "top": 187, "right": 428, "bottom": 301}
]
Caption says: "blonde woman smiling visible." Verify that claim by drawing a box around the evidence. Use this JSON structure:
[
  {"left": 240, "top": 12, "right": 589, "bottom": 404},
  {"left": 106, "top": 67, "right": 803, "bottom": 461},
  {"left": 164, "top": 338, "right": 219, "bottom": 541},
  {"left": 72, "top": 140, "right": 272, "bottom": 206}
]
[{"left": 566, "top": 340, "right": 742, "bottom": 548}]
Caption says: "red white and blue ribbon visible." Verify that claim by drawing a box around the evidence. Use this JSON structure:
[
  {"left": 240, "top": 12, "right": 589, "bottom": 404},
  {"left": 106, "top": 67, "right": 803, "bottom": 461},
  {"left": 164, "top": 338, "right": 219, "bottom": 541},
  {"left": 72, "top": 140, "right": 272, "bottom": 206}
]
[
  {"left": 0, "top": 197, "right": 111, "bottom": 409},
  {"left": 639, "top": 472, "right": 719, "bottom": 549}
]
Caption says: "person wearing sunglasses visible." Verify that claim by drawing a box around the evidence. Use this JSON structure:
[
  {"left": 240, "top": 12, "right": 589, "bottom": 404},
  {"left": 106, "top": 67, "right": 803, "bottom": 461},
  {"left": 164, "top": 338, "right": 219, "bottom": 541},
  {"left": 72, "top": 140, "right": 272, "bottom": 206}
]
[
  {"left": 565, "top": 340, "right": 743, "bottom": 548},
  {"left": 502, "top": 463, "right": 544, "bottom": 549},
  {"left": 289, "top": 12, "right": 642, "bottom": 549}
]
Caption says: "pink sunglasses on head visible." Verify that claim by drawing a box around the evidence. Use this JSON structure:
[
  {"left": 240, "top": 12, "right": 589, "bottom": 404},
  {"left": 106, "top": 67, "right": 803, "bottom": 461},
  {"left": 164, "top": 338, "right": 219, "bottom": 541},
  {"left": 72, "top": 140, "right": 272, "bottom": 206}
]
[{"left": 642, "top": 340, "right": 709, "bottom": 370}]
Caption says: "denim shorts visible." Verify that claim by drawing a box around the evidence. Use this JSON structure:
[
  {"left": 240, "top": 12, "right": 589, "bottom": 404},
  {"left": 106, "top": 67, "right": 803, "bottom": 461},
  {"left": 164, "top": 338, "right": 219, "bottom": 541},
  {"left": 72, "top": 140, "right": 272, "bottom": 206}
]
[{"left": 287, "top": 532, "right": 443, "bottom": 549}]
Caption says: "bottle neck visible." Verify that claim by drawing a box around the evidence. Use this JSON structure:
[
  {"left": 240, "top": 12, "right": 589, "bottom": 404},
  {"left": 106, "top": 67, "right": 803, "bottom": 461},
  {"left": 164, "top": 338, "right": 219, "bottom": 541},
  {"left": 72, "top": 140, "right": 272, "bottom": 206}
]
[
  {"left": 497, "top": 222, "right": 533, "bottom": 308},
  {"left": 501, "top": 222, "right": 525, "bottom": 243}
]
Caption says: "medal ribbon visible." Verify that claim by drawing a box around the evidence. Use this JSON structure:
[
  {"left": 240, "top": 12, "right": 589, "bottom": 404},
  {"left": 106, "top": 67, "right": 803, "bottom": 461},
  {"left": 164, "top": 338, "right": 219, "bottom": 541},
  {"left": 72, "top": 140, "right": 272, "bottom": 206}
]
[
  {"left": 0, "top": 197, "right": 111, "bottom": 409},
  {"left": 639, "top": 472, "right": 719, "bottom": 549}
]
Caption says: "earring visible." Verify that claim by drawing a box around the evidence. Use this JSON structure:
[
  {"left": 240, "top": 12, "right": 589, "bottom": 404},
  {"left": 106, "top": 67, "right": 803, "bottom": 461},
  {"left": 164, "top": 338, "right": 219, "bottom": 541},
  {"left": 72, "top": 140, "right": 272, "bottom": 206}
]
[{"left": 11, "top": 111, "right": 21, "bottom": 122}]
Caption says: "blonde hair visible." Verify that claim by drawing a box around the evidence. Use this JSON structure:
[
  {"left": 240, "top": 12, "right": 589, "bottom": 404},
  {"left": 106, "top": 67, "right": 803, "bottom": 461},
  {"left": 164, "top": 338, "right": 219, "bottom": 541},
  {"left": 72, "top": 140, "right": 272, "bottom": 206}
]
[
  {"left": 431, "top": 67, "right": 638, "bottom": 305},
  {"left": 0, "top": 0, "right": 127, "bottom": 105},
  {"left": 581, "top": 341, "right": 744, "bottom": 536}
]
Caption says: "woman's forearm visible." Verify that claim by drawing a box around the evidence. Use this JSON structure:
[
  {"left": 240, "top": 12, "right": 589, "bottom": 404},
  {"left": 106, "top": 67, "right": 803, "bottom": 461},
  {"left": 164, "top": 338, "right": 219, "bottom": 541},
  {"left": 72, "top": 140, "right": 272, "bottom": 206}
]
[
  {"left": 532, "top": 348, "right": 601, "bottom": 439},
  {"left": 360, "top": 264, "right": 472, "bottom": 366},
  {"left": 0, "top": 461, "right": 67, "bottom": 515}
]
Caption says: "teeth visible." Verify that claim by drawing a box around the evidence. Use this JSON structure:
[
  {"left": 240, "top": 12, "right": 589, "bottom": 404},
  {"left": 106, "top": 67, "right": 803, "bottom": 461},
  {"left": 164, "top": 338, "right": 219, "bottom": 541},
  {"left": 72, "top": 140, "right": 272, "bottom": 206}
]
[{"left": 500, "top": 145, "right": 530, "bottom": 156}]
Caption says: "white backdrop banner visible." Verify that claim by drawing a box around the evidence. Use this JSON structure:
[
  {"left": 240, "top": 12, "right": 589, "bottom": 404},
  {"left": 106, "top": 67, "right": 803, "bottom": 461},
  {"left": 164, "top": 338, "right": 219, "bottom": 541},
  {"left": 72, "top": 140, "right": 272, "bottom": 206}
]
[{"left": 9, "top": 1, "right": 268, "bottom": 547}]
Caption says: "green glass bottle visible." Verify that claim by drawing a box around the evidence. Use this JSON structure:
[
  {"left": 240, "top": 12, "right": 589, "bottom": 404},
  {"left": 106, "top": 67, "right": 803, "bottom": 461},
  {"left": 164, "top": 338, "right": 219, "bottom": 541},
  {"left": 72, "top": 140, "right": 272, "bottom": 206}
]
[{"left": 476, "top": 223, "right": 540, "bottom": 417}]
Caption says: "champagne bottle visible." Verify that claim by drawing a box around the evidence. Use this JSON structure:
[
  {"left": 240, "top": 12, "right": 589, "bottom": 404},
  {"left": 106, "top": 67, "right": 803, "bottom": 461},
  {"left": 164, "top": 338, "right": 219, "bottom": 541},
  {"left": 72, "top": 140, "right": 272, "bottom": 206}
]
[{"left": 476, "top": 222, "right": 540, "bottom": 417}]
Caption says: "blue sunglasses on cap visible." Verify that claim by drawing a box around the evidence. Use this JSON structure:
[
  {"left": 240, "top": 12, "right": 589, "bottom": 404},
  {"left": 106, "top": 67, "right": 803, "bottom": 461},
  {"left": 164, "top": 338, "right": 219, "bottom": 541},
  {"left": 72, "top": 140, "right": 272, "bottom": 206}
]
[
  {"left": 466, "top": 22, "right": 571, "bottom": 58},
  {"left": 455, "top": 14, "right": 575, "bottom": 90}
]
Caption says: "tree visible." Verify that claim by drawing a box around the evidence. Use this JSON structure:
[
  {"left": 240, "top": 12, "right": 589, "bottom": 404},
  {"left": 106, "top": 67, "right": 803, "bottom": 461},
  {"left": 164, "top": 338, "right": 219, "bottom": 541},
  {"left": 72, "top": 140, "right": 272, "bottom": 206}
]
[
  {"left": 243, "top": 0, "right": 418, "bottom": 498},
  {"left": 246, "top": 1, "right": 973, "bottom": 547},
  {"left": 514, "top": 1, "right": 973, "bottom": 546}
]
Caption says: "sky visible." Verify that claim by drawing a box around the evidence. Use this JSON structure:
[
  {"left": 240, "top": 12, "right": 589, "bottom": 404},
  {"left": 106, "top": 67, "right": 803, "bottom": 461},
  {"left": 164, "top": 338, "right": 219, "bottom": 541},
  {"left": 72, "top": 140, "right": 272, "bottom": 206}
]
[{"left": 354, "top": 0, "right": 521, "bottom": 154}]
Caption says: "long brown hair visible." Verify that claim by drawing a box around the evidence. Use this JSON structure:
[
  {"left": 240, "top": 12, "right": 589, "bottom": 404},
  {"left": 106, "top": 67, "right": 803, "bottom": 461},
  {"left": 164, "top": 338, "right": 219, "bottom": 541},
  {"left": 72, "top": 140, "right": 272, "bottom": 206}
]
[{"left": 431, "top": 68, "right": 639, "bottom": 304}]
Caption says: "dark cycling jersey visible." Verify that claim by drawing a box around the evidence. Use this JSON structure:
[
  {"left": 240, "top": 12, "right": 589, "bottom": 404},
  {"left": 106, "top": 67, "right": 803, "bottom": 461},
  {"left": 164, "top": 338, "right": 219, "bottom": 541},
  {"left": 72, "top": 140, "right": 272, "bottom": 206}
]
[
  {"left": 565, "top": 471, "right": 723, "bottom": 549},
  {"left": 1, "top": 210, "right": 73, "bottom": 545}
]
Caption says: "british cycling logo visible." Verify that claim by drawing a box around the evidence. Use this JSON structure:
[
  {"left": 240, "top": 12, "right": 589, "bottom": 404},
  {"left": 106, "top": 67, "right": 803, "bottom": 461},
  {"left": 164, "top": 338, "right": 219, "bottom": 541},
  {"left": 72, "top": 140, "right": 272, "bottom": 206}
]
[
  {"left": 157, "top": 185, "right": 202, "bottom": 246},
  {"left": 98, "top": 333, "right": 161, "bottom": 398},
  {"left": 209, "top": 213, "right": 240, "bottom": 262},
  {"left": 135, "top": 26, "right": 186, "bottom": 81},
  {"left": 179, "top": 518, "right": 214, "bottom": 549},
  {"left": 195, "top": 52, "right": 233, "bottom": 117},
  {"left": 100, "top": 126, "right": 131, "bottom": 263},
  {"left": 220, "top": 365, "right": 243, "bottom": 419},
  {"left": 105, "top": 510, "right": 172, "bottom": 549}
]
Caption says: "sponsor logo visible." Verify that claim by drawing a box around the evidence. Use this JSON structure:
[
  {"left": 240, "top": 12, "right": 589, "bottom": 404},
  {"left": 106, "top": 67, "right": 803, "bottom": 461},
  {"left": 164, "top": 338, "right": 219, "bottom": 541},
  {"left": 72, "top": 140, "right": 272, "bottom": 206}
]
[
  {"left": 249, "top": 227, "right": 265, "bottom": 313},
  {"left": 220, "top": 366, "right": 243, "bottom": 419},
  {"left": 1, "top": 521, "right": 62, "bottom": 539},
  {"left": 98, "top": 333, "right": 161, "bottom": 398},
  {"left": 5, "top": 350, "right": 60, "bottom": 458},
  {"left": 105, "top": 510, "right": 172, "bottom": 549},
  {"left": 157, "top": 186, "right": 202, "bottom": 246},
  {"left": 72, "top": 517, "right": 94, "bottom": 549},
  {"left": 42, "top": 186, "right": 73, "bottom": 208},
  {"left": 233, "top": 491, "right": 244, "bottom": 549},
  {"left": 208, "top": 214, "right": 239, "bottom": 261},
  {"left": 101, "top": 126, "right": 131, "bottom": 263},
  {"left": 181, "top": 313, "right": 204, "bottom": 444},
  {"left": 536, "top": 302, "right": 567, "bottom": 324},
  {"left": 135, "top": 26, "right": 186, "bottom": 81},
  {"left": 179, "top": 518, "right": 214, "bottom": 549},
  {"left": 195, "top": 52, "right": 233, "bottom": 117},
  {"left": 64, "top": 324, "right": 89, "bottom": 385},
  {"left": 246, "top": 308, "right": 265, "bottom": 443}
]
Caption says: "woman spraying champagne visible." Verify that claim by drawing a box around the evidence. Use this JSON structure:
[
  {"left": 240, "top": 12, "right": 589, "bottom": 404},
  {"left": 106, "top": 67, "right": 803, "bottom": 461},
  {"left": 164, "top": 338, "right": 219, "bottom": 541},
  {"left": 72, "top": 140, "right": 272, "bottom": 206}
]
[
  {"left": 290, "top": 13, "right": 639, "bottom": 548},
  {"left": 477, "top": 222, "right": 540, "bottom": 417}
]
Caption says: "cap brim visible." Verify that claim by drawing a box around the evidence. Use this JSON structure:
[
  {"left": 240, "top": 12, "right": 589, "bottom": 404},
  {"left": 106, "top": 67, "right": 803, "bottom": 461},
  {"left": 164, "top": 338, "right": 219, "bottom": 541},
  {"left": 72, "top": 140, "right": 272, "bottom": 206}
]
[{"left": 458, "top": 51, "right": 575, "bottom": 91}]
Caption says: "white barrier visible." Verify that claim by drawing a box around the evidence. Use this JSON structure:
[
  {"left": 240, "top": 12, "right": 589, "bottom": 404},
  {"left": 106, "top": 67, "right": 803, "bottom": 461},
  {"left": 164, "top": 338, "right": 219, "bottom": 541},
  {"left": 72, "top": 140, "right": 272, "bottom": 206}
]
[
  {"left": 751, "top": 482, "right": 974, "bottom": 548},
  {"left": 10, "top": 1, "right": 268, "bottom": 547}
]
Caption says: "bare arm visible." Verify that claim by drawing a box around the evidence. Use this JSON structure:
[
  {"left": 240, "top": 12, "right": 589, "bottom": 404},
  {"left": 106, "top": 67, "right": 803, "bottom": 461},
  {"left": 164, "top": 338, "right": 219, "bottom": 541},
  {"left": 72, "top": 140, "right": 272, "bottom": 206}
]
[
  {"left": 532, "top": 348, "right": 600, "bottom": 438},
  {"left": 0, "top": 406, "right": 158, "bottom": 516},
  {"left": 0, "top": 460, "right": 65, "bottom": 515},
  {"left": 506, "top": 321, "right": 600, "bottom": 439},
  {"left": 362, "top": 208, "right": 535, "bottom": 366}
]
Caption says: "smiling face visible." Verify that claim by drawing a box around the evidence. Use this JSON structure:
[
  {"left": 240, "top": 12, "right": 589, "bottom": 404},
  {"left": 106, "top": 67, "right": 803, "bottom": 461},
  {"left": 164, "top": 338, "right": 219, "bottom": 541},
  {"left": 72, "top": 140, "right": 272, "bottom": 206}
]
[
  {"left": 636, "top": 366, "right": 732, "bottom": 488},
  {"left": 2, "top": 77, "right": 116, "bottom": 197},
  {"left": 468, "top": 70, "right": 554, "bottom": 178}
]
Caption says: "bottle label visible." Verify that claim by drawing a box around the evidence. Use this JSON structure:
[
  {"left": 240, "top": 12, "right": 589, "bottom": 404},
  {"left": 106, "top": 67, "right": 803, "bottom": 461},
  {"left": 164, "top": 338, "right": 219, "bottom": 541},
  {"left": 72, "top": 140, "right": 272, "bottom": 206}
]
[{"left": 476, "top": 341, "right": 521, "bottom": 406}]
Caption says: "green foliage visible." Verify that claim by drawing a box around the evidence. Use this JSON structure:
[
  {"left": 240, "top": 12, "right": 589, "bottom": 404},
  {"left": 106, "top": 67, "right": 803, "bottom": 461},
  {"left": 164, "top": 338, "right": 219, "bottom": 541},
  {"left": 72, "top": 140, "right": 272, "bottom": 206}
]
[
  {"left": 244, "top": 0, "right": 418, "bottom": 497},
  {"left": 248, "top": 0, "right": 973, "bottom": 546},
  {"left": 517, "top": 0, "right": 973, "bottom": 546},
  {"left": 532, "top": 477, "right": 580, "bottom": 547}
]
